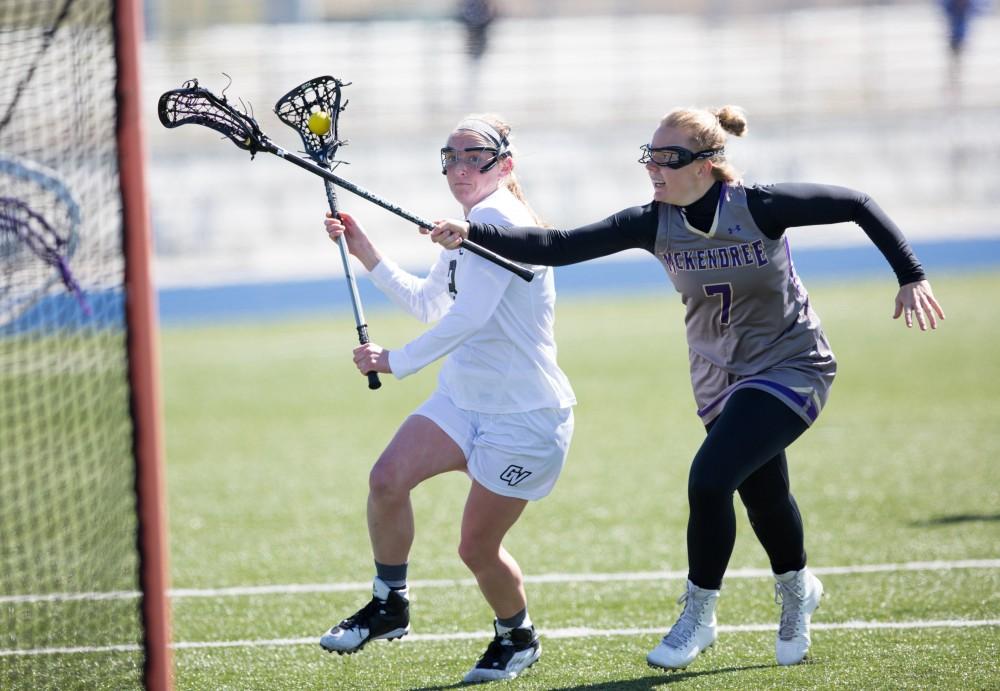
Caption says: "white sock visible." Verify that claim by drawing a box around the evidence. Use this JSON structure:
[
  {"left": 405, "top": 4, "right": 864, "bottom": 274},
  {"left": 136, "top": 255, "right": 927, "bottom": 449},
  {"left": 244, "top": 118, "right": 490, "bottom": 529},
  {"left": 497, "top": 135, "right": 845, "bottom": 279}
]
[{"left": 496, "top": 611, "right": 532, "bottom": 635}]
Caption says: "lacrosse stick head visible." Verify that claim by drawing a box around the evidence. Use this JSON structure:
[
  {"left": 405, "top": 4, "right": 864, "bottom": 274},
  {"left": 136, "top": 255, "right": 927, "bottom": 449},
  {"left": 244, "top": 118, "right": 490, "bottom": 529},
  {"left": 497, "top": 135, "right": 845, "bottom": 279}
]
[
  {"left": 0, "top": 197, "right": 88, "bottom": 322},
  {"left": 158, "top": 79, "right": 271, "bottom": 157},
  {"left": 273, "top": 76, "right": 350, "bottom": 165},
  {"left": 0, "top": 156, "right": 88, "bottom": 324}
]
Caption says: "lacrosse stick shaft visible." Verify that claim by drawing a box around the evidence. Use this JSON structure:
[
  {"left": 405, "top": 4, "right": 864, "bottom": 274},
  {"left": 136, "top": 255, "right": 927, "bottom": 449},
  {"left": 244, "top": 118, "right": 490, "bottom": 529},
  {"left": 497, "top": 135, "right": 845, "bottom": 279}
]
[
  {"left": 325, "top": 180, "right": 381, "bottom": 390},
  {"left": 272, "top": 147, "right": 535, "bottom": 283}
]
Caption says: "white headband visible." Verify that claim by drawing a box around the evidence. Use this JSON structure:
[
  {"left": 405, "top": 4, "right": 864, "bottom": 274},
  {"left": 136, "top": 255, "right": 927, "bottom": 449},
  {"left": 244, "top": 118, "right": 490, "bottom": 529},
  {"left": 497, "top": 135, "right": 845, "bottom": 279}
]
[{"left": 454, "top": 119, "right": 508, "bottom": 150}]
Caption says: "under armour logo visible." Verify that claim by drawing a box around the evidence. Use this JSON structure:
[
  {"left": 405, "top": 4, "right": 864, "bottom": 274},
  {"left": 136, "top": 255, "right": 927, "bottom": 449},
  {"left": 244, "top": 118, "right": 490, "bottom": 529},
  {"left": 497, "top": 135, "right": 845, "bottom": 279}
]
[
  {"left": 500, "top": 464, "right": 532, "bottom": 486},
  {"left": 727, "top": 224, "right": 742, "bottom": 235}
]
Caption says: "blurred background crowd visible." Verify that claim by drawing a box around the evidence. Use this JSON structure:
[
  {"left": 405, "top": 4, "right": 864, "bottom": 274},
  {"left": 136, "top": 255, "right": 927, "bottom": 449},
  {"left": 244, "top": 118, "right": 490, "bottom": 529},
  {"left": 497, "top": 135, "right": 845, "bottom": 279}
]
[{"left": 142, "top": 0, "right": 998, "bottom": 288}]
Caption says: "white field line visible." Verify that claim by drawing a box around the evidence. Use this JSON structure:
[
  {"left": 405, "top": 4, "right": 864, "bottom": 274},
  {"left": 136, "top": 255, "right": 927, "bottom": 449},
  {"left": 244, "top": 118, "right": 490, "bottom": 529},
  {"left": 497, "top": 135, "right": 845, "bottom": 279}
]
[
  {"left": 3, "top": 558, "right": 998, "bottom": 605},
  {"left": 3, "top": 619, "right": 999, "bottom": 657}
]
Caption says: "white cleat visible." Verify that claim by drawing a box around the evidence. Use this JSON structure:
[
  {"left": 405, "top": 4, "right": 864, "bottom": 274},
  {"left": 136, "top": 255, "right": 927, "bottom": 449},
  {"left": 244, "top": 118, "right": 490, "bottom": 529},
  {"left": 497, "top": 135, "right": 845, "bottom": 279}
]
[
  {"left": 647, "top": 580, "right": 720, "bottom": 670},
  {"left": 774, "top": 567, "right": 823, "bottom": 665}
]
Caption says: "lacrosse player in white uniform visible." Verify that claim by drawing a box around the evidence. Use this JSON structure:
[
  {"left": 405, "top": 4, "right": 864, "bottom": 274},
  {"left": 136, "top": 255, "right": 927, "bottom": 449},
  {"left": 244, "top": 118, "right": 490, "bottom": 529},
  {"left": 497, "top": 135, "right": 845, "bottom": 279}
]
[{"left": 318, "top": 115, "right": 575, "bottom": 684}]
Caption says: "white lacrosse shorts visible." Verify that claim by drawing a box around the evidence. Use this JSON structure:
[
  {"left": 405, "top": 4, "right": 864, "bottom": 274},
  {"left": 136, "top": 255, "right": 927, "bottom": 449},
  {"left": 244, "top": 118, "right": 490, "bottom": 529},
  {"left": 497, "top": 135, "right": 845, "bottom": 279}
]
[{"left": 413, "top": 390, "right": 574, "bottom": 501}]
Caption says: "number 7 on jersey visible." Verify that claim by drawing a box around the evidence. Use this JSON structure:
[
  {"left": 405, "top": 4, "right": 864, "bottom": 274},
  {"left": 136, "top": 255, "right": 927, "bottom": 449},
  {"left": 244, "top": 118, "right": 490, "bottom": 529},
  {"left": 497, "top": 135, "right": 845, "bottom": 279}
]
[{"left": 703, "top": 282, "right": 733, "bottom": 326}]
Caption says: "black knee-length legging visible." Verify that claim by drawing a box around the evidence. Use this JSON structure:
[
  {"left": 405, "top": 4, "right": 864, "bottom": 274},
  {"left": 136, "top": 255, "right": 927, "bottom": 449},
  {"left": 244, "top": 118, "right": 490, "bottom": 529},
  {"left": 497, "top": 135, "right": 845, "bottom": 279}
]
[{"left": 687, "top": 387, "right": 811, "bottom": 590}]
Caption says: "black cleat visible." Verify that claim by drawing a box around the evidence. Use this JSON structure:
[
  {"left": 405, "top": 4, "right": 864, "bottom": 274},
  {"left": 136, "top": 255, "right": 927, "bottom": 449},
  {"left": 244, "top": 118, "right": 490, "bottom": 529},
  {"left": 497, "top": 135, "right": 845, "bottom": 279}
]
[
  {"left": 463, "top": 621, "right": 541, "bottom": 683},
  {"left": 319, "top": 578, "right": 410, "bottom": 654}
]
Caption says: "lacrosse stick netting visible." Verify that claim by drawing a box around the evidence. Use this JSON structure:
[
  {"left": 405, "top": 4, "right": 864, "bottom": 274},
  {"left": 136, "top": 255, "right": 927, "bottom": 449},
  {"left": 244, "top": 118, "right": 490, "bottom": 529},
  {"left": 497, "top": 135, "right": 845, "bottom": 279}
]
[
  {"left": 275, "top": 75, "right": 381, "bottom": 390},
  {"left": 0, "top": 155, "right": 88, "bottom": 328}
]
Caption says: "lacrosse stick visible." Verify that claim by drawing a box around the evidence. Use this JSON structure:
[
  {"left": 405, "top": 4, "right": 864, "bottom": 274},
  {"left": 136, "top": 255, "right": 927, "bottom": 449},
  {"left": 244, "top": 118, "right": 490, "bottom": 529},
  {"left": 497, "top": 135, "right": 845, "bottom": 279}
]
[
  {"left": 0, "top": 155, "right": 89, "bottom": 327},
  {"left": 157, "top": 79, "right": 534, "bottom": 283},
  {"left": 274, "top": 76, "right": 380, "bottom": 390}
]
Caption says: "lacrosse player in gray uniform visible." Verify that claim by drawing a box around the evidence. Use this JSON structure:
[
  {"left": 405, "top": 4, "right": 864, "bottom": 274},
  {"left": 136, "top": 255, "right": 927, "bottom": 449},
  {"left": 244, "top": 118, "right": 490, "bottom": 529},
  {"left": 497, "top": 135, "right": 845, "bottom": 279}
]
[
  {"left": 430, "top": 105, "right": 945, "bottom": 671},
  {"left": 659, "top": 180, "right": 836, "bottom": 429}
]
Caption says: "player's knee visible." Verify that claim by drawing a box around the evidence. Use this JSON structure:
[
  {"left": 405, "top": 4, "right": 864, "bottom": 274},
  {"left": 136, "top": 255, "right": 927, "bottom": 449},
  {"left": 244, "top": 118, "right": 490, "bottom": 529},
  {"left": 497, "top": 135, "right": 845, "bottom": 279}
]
[
  {"left": 744, "top": 492, "right": 797, "bottom": 525},
  {"left": 687, "top": 472, "right": 733, "bottom": 507},
  {"left": 457, "top": 535, "right": 496, "bottom": 572},
  {"left": 368, "top": 458, "right": 408, "bottom": 500}
]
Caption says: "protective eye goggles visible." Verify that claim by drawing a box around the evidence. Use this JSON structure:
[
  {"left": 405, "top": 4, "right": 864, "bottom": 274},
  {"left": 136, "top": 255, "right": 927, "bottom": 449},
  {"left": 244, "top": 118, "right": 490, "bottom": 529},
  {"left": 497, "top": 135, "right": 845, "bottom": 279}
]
[
  {"left": 440, "top": 146, "right": 508, "bottom": 174},
  {"left": 638, "top": 144, "right": 724, "bottom": 169}
]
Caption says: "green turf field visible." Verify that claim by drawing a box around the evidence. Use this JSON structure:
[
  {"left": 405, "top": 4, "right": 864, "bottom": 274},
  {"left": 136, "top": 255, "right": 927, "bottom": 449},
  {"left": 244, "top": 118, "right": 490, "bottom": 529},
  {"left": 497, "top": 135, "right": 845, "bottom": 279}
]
[{"left": 6, "top": 271, "right": 999, "bottom": 689}]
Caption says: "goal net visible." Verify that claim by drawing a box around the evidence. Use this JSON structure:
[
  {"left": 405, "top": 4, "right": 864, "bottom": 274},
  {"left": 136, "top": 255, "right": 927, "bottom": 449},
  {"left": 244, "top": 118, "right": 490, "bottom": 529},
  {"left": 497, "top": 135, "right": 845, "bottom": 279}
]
[{"left": 1, "top": 0, "right": 169, "bottom": 688}]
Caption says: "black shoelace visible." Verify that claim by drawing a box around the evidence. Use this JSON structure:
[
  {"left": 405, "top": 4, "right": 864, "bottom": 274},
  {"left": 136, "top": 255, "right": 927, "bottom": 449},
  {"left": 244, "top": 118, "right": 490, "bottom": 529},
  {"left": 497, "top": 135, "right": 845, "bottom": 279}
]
[
  {"left": 340, "top": 598, "right": 382, "bottom": 628},
  {"left": 477, "top": 635, "right": 511, "bottom": 667}
]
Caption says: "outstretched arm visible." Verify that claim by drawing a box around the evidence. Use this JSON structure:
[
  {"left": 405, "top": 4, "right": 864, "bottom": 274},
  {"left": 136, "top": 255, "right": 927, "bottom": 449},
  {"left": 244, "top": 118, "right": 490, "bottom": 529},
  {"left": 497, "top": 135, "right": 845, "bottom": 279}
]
[{"left": 430, "top": 203, "right": 660, "bottom": 266}]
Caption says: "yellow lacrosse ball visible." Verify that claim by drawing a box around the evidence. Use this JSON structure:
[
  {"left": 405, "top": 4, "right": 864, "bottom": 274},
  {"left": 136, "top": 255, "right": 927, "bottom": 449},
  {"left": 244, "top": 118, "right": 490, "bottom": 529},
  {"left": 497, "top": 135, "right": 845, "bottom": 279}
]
[{"left": 308, "top": 111, "right": 332, "bottom": 135}]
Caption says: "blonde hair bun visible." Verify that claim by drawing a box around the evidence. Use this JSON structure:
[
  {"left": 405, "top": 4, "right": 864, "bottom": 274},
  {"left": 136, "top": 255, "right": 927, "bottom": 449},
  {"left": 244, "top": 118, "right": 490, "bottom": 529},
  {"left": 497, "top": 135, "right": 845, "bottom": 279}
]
[{"left": 712, "top": 105, "right": 748, "bottom": 137}]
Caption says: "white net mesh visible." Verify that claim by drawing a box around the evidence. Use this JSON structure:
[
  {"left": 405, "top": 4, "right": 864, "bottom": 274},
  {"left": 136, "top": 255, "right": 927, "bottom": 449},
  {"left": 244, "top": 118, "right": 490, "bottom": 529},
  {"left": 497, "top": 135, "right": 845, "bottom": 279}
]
[{"left": 1, "top": 1, "right": 146, "bottom": 687}]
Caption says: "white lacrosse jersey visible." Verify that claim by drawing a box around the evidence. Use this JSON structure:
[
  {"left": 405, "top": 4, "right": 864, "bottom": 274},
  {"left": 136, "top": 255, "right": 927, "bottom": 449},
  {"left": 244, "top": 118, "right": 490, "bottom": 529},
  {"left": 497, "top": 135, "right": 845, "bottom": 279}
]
[{"left": 369, "top": 186, "right": 576, "bottom": 414}]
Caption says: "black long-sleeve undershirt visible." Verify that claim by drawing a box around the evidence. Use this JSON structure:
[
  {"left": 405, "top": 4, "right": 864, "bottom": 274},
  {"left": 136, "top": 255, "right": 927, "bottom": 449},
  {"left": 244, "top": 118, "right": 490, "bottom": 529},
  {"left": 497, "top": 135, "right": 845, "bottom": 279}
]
[{"left": 469, "top": 182, "right": 926, "bottom": 286}]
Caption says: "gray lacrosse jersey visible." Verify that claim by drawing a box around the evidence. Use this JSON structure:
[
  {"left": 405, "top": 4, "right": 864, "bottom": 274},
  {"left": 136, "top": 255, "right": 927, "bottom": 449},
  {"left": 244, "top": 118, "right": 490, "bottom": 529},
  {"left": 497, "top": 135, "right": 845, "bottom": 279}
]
[{"left": 654, "top": 183, "right": 836, "bottom": 425}]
